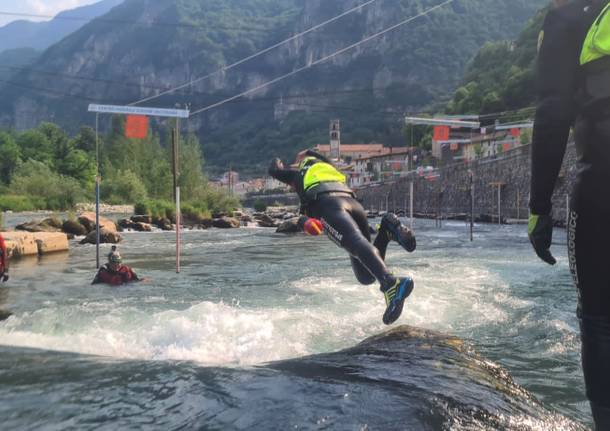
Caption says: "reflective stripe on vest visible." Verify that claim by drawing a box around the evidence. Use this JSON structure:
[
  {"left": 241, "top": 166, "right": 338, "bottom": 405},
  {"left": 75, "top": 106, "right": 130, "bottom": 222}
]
[
  {"left": 302, "top": 162, "right": 346, "bottom": 191},
  {"left": 581, "top": 2, "right": 610, "bottom": 65}
]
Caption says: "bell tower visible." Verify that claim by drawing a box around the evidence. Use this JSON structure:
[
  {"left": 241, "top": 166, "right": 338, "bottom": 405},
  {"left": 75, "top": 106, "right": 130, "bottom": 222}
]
[{"left": 330, "top": 119, "right": 340, "bottom": 160}]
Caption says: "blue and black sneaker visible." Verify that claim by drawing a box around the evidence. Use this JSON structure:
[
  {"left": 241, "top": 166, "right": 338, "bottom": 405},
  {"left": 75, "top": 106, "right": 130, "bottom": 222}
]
[
  {"left": 380, "top": 213, "right": 416, "bottom": 252},
  {"left": 381, "top": 277, "right": 414, "bottom": 325}
]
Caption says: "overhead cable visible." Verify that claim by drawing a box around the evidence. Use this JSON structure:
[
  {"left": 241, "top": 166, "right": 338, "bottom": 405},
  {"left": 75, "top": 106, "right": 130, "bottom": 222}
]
[
  {"left": 130, "top": 0, "right": 383, "bottom": 106},
  {"left": 189, "top": 0, "right": 455, "bottom": 117}
]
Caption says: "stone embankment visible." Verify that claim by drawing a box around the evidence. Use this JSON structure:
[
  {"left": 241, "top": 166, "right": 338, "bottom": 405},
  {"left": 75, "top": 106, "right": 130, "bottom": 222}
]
[
  {"left": 356, "top": 142, "right": 577, "bottom": 227},
  {"left": 1, "top": 232, "right": 69, "bottom": 258}
]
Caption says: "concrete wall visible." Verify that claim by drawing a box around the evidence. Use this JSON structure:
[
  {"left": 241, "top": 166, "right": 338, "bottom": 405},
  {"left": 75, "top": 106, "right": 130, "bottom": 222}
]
[{"left": 356, "top": 143, "right": 577, "bottom": 225}]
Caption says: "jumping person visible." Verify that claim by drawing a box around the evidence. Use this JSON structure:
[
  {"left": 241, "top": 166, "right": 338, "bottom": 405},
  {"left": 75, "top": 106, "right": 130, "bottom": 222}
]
[
  {"left": 269, "top": 150, "right": 416, "bottom": 325},
  {"left": 92, "top": 247, "right": 142, "bottom": 286},
  {"left": 0, "top": 233, "right": 8, "bottom": 283},
  {"left": 529, "top": 1, "right": 610, "bottom": 428}
]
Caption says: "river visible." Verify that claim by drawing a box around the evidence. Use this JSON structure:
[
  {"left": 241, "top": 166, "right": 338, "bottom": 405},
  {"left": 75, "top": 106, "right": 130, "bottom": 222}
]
[{"left": 0, "top": 218, "right": 591, "bottom": 429}]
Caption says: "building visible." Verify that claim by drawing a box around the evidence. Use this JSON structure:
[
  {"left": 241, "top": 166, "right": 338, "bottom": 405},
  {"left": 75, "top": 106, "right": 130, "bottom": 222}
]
[{"left": 348, "top": 148, "right": 411, "bottom": 188}]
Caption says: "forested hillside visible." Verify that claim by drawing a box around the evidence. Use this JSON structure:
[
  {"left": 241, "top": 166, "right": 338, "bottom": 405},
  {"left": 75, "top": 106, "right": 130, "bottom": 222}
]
[
  {"left": 0, "top": 0, "right": 548, "bottom": 174},
  {"left": 446, "top": 5, "right": 547, "bottom": 118}
]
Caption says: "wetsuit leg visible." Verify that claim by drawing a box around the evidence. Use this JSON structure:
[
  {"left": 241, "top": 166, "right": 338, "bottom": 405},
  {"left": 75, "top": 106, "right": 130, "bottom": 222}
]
[
  {"left": 348, "top": 200, "right": 378, "bottom": 286},
  {"left": 568, "top": 206, "right": 610, "bottom": 428},
  {"left": 311, "top": 196, "right": 393, "bottom": 286}
]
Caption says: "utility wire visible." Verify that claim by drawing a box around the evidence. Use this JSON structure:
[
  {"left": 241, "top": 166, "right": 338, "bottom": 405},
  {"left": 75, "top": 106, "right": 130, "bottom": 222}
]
[
  {"left": 130, "top": 0, "right": 383, "bottom": 106},
  {"left": 0, "top": 10, "right": 272, "bottom": 32},
  {"left": 189, "top": 0, "right": 455, "bottom": 117}
]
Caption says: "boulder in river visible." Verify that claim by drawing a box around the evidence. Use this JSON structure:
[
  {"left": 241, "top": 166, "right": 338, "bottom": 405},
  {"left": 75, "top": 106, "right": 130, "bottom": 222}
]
[
  {"left": 62, "top": 219, "right": 87, "bottom": 236},
  {"left": 212, "top": 217, "right": 240, "bottom": 229},
  {"left": 78, "top": 212, "right": 117, "bottom": 234},
  {"left": 80, "top": 228, "right": 122, "bottom": 245},
  {"left": 131, "top": 215, "right": 152, "bottom": 224},
  {"left": 257, "top": 214, "right": 278, "bottom": 228},
  {"left": 276, "top": 218, "right": 300, "bottom": 234},
  {"left": 16, "top": 219, "right": 62, "bottom": 233},
  {"left": 0, "top": 325, "right": 584, "bottom": 430}
]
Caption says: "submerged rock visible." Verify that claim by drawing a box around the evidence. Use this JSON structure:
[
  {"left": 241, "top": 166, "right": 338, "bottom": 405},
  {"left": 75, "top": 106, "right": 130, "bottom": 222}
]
[
  {"left": 80, "top": 229, "right": 122, "bottom": 245},
  {"left": 0, "top": 325, "right": 585, "bottom": 430},
  {"left": 212, "top": 217, "right": 240, "bottom": 229},
  {"left": 62, "top": 220, "right": 87, "bottom": 236},
  {"left": 276, "top": 218, "right": 300, "bottom": 234}
]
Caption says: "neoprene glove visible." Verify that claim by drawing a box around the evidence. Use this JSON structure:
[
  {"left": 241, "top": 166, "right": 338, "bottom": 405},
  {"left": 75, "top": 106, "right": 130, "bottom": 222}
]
[
  {"left": 528, "top": 214, "right": 557, "bottom": 265},
  {"left": 1, "top": 273, "right": 8, "bottom": 282}
]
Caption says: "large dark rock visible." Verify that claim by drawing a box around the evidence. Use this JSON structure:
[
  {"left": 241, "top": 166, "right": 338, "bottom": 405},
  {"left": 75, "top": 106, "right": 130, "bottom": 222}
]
[
  {"left": 199, "top": 218, "right": 214, "bottom": 229},
  {"left": 16, "top": 220, "right": 61, "bottom": 233},
  {"left": 276, "top": 218, "right": 300, "bottom": 234},
  {"left": 78, "top": 212, "right": 117, "bottom": 234},
  {"left": 133, "top": 222, "right": 152, "bottom": 232},
  {"left": 257, "top": 214, "right": 278, "bottom": 228},
  {"left": 131, "top": 215, "right": 152, "bottom": 224},
  {"left": 152, "top": 217, "right": 173, "bottom": 231},
  {"left": 212, "top": 217, "right": 240, "bottom": 229},
  {"left": 62, "top": 219, "right": 87, "bottom": 236},
  {"left": 80, "top": 228, "right": 122, "bottom": 245}
]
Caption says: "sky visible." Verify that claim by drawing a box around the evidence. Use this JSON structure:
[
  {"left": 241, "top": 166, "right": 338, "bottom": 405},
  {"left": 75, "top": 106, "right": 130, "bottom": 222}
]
[{"left": 0, "top": 0, "right": 99, "bottom": 27}]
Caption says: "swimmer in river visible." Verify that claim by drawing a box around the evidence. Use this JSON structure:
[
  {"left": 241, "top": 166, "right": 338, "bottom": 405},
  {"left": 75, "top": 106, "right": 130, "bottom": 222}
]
[{"left": 269, "top": 150, "right": 416, "bottom": 325}]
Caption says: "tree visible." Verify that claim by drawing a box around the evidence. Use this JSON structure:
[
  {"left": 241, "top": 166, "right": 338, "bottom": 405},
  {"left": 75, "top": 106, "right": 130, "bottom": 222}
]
[{"left": 0, "top": 132, "right": 21, "bottom": 184}]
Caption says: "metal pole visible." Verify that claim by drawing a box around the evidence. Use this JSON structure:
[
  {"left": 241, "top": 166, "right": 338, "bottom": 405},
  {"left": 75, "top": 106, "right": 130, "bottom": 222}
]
[
  {"left": 409, "top": 181, "right": 414, "bottom": 229},
  {"left": 470, "top": 171, "right": 474, "bottom": 242},
  {"left": 95, "top": 113, "right": 100, "bottom": 269},
  {"left": 517, "top": 189, "right": 521, "bottom": 221},
  {"left": 174, "top": 120, "right": 181, "bottom": 274},
  {"left": 498, "top": 185, "right": 502, "bottom": 226}
]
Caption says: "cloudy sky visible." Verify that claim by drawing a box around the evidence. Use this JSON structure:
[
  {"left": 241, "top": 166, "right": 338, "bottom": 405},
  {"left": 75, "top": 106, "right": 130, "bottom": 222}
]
[{"left": 0, "top": 0, "right": 99, "bottom": 27}]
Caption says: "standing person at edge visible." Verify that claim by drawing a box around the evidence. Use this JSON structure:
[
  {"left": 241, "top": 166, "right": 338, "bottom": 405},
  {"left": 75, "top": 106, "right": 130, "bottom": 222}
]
[
  {"left": 529, "top": 0, "right": 610, "bottom": 428},
  {"left": 0, "top": 233, "right": 8, "bottom": 283},
  {"left": 269, "top": 150, "right": 417, "bottom": 325}
]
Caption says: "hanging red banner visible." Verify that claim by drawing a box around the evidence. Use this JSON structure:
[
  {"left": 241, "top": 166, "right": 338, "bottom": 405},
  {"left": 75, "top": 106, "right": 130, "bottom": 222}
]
[
  {"left": 433, "top": 126, "right": 450, "bottom": 142},
  {"left": 510, "top": 128, "right": 521, "bottom": 138},
  {"left": 125, "top": 115, "right": 148, "bottom": 139}
]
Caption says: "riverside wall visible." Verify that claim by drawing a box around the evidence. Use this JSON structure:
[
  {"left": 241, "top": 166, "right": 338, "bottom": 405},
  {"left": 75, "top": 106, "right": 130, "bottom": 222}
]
[{"left": 356, "top": 142, "right": 578, "bottom": 226}]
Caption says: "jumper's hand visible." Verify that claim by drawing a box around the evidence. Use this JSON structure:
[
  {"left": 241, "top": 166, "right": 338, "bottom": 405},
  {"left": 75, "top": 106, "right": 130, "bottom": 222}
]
[
  {"left": 528, "top": 214, "right": 556, "bottom": 265},
  {"left": 1, "top": 274, "right": 8, "bottom": 283}
]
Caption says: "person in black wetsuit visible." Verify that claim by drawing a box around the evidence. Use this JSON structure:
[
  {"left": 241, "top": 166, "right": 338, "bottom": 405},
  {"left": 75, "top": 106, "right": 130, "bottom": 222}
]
[
  {"left": 528, "top": 1, "right": 610, "bottom": 428},
  {"left": 269, "top": 150, "right": 416, "bottom": 325}
]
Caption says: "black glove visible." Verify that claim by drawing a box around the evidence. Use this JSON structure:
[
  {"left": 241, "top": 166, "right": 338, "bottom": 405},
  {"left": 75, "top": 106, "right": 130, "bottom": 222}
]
[
  {"left": 528, "top": 214, "right": 556, "bottom": 265},
  {"left": 1, "top": 273, "right": 8, "bottom": 283}
]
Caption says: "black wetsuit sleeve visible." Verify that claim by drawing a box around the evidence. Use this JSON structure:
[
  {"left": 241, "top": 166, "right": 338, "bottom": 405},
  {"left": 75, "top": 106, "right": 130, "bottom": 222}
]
[
  {"left": 530, "top": 8, "right": 580, "bottom": 215},
  {"left": 268, "top": 158, "right": 299, "bottom": 187}
]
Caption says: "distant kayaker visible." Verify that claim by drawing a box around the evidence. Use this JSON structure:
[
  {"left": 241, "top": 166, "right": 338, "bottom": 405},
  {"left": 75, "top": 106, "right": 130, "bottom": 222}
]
[{"left": 92, "top": 246, "right": 142, "bottom": 286}]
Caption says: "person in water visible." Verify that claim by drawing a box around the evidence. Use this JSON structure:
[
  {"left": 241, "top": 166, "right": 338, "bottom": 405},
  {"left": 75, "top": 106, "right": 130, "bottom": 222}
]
[
  {"left": 92, "top": 247, "right": 142, "bottom": 286},
  {"left": 528, "top": 0, "right": 610, "bottom": 428},
  {"left": 269, "top": 150, "right": 416, "bottom": 325},
  {"left": 0, "top": 233, "right": 9, "bottom": 283}
]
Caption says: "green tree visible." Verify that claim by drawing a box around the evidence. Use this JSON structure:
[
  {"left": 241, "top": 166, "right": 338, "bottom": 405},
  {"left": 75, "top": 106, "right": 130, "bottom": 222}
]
[{"left": 0, "top": 132, "right": 21, "bottom": 184}]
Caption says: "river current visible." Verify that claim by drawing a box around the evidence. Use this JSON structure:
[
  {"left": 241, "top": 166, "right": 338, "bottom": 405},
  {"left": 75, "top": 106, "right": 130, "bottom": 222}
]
[{"left": 0, "top": 218, "right": 591, "bottom": 429}]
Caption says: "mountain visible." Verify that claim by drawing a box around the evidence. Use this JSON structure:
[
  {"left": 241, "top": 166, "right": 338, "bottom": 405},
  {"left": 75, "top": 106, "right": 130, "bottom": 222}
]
[
  {"left": 446, "top": 5, "right": 548, "bottom": 118},
  {"left": 0, "top": 48, "right": 39, "bottom": 82},
  {"left": 0, "top": 0, "right": 124, "bottom": 53},
  {"left": 0, "top": 0, "right": 548, "bottom": 174}
]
